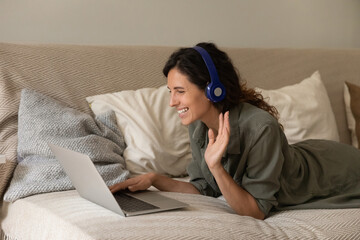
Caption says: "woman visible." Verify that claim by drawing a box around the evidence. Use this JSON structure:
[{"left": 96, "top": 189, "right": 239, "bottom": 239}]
[{"left": 110, "top": 42, "right": 360, "bottom": 220}]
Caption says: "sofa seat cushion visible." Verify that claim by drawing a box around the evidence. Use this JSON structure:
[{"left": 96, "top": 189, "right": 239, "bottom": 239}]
[{"left": 2, "top": 190, "right": 360, "bottom": 239}]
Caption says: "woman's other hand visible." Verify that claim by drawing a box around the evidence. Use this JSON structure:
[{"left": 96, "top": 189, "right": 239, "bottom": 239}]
[{"left": 109, "top": 173, "right": 156, "bottom": 193}]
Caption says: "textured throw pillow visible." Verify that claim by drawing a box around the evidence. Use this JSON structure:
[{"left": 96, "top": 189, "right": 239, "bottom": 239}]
[
  {"left": 86, "top": 85, "right": 192, "bottom": 177},
  {"left": 344, "top": 81, "right": 360, "bottom": 148},
  {"left": 256, "top": 71, "right": 339, "bottom": 144},
  {"left": 4, "top": 89, "right": 129, "bottom": 202}
]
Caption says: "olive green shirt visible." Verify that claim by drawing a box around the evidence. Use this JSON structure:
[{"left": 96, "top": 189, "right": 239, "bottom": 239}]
[{"left": 187, "top": 103, "right": 360, "bottom": 216}]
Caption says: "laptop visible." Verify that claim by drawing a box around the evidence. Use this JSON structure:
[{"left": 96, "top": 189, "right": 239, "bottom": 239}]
[{"left": 48, "top": 143, "right": 188, "bottom": 217}]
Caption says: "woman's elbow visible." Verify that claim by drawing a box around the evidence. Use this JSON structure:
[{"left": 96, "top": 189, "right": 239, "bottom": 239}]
[
  {"left": 233, "top": 202, "right": 266, "bottom": 220},
  {"left": 253, "top": 210, "right": 265, "bottom": 220}
]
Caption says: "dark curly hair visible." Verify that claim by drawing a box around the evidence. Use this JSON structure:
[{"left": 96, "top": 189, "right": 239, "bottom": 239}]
[{"left": 163, "top": 42, "right": 280, "bottom": 122}]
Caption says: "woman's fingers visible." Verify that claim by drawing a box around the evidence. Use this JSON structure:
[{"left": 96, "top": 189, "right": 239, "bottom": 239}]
[
  {"left": 216, "top": 112, "right": 230, "bottom": 150},
  {"left": 109, "top": 182, "right": 125, "bottom": 193},
  {"left": 224, "top": 111, "right": 230, "bottom": 137},
  {"left": 110, "top": 174, "right": 154, "bottom": 193},
  {"left": 218, "top": 112, "right": 224, "bottom": 135},
  {"left": 128, "top": 184, "right": 143, "bottom": 192},
  {"left": 218, "top": 111, "right": 230, "bottom": 138},
  {"left": 208, "top": 128, "right": 215, "bottom": 145},
  {"left": 109, "top": 178, "right": 136, "bottom": 193}
]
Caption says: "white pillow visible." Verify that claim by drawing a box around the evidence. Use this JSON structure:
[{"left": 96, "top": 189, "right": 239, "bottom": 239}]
[
  {"left": 256, "top": 71, "right": 339, "bottom": 144},
  {"left": 86, "top": 85, "right": 192, "bottom": 177}
]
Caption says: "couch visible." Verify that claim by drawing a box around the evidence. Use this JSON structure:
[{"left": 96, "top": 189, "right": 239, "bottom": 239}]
[{"left": 1, "top": 42, "right": 360, "bottom": 239}]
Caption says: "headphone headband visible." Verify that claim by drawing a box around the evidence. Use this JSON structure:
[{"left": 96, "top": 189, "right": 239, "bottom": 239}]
[
  {"left": 193, "top": 46, "right": 220, "bottom": 85},
  {"left": 193, "top": 46, "right": 225, "bottom": 102}
]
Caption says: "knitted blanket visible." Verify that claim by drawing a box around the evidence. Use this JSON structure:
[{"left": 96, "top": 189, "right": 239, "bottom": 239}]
[{"left": 3, "top": 89, "right": 130, "bottom": 202}]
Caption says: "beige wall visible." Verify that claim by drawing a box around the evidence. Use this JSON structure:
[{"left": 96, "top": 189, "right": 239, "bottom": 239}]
[{"left": 0, "top": 0, "right": 359, "bottom": 48}]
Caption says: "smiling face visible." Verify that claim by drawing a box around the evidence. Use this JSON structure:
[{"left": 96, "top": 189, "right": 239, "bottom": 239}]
[{"left": 167, "top": 68, "right": 220, "bottom": 129}]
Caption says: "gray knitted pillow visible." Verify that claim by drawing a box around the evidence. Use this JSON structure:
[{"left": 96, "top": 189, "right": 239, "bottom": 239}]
[{"left": 4, "top": 89, "right": 130, "bottom": 202}]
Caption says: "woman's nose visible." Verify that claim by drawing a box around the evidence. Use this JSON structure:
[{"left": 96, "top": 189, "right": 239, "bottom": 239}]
[{"left": 169, "top": 94, "right": 178, "bottom": 107}]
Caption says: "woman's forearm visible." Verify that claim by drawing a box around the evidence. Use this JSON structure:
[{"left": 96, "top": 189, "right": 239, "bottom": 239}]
[
  {"left": 209, "top": 166, "right": 265, "bottom": 220},
  {"left": 110, "top": 172, "right": 200, "bottom": 194},
  {"left": 150, "top": 173, "right": 200, "bottom": 194}
]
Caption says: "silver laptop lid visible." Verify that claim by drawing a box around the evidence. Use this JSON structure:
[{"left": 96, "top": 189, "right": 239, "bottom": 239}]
[{"left": 48, "top": 143, "right": 125, "bottom": 216}]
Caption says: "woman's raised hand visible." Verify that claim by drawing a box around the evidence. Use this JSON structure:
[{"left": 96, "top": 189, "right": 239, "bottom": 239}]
[{"left": 204, "top": 111, "right": 230, "bottom": 171}]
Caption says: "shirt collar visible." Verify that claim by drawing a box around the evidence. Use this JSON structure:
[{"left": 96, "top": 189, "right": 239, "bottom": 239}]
[{"left": 191, "top": 105, "right": 242, "bottom": 154}]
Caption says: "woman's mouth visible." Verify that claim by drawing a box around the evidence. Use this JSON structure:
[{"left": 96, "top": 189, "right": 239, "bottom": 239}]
[{"left": 177, "top": 107, "right": 189, "bottom": 114}]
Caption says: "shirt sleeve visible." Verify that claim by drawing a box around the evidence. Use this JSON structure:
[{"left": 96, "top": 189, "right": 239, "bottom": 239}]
[
  {"left": 186, "top": 123, "right": 221, "bottom": 197},
  {"left": 187, "top": 160, "right": 217, "bottom": 196},
  {"left": 240, "top": 120, "right": 285, "bottom": 216}
]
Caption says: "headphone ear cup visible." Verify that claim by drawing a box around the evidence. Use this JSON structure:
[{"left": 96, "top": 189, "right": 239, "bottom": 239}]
[{"left": 206, "top": 82, "right": 226, "bottom": 102}]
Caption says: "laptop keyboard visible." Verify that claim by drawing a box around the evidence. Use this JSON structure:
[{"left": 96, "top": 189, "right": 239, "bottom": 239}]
[{"left": 114, "top": 192, "right": 159, "bottom": 212}]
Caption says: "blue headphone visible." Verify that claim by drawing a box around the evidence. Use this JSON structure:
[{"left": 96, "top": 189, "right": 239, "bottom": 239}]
[{"left": 193, "top": 46, "right": 226, "bottom": 102}]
